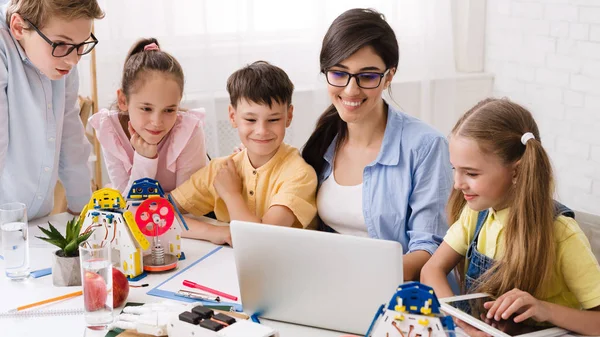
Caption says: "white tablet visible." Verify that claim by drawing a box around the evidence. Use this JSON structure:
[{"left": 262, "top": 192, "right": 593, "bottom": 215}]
[{"left": 439, "top": 293, "right": 567, "bottom": 337}]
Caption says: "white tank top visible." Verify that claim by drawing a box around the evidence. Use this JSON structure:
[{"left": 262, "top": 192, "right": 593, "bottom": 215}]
[{"left": 317, "top": 171, "right": 368, "bottom": 237}]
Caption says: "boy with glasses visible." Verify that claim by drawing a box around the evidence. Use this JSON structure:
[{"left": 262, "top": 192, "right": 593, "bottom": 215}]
[{"left": 0, "top": 0, "right": 104, "bottom": 219}]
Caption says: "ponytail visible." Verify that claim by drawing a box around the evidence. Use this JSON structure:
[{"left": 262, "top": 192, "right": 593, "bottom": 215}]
[
  {"left": 301, "top": 104, "right": 347, "bottom": 178},
  {"left": 478, "top": 138, "right": 555, "bottom": 297}
]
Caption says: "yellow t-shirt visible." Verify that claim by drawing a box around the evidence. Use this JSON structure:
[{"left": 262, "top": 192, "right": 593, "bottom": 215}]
[
  {"left": 171, "top": 143, "right": 318, "bottom": 228},
  {"left": 444, "top": 206, "right": 600, "bottom": 310}
]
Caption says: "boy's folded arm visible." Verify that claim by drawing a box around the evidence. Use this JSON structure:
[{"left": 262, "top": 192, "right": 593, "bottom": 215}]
[
  {"left": 261, "top": 205, "right": 297, "bottom": 227},
  {"left": 181, "top": 216, "right": 231, "bottom": 246},
  {"left": 59, "top": 68, "right": 92, "bottom": 212},
  {"left": 181, "top": 216, "right": 214, "bottom": 239},
  {"left": 223, "top": 193, "right": 262, "bottom": 223},
  {"left": 266, "top": 167, "right": 318, "bottom": 228},
  {"left": 224, "top": 194, "right": 298, "bottom": 226},
  {"left": 224, "top": 167, "right": 317, "bottom": 227}
]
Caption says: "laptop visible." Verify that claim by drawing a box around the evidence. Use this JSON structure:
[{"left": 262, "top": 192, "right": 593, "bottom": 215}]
[{"left": 230, "top": 220, "right": 404, "bottom": 334}]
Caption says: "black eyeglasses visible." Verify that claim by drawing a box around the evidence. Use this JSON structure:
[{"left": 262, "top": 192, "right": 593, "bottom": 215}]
[
  {"left": 325, "top": 69, "right": 390, "bottom": 89},
  {"left": 24, "top": 18, "right": 98, "bottom": 57}
]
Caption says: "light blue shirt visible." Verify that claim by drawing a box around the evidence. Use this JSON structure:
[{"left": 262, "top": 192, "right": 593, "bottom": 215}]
[
  {"left": 319, "top": 103, "right": 453, "bottom": 256},
  {"left": 0, "top": 5, "right": 91, "bottom": 219}
]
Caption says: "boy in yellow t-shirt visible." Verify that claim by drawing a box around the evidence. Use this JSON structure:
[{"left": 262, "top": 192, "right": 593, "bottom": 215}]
[{"left": 171, "top": 61, "right": 318, "bottom": 246}]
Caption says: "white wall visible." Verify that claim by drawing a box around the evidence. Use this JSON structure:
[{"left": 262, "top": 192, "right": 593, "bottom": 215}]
[{"left": 486, "top": 0, "right": 600, "bottom": 215}]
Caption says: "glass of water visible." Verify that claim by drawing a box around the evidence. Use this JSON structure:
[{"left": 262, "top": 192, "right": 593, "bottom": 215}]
[
  {"left": 79, "top": 241, "right": 113, "bottom": 330},
  {"left": 0, "top": 202, "right": 30, "bottom": 280}
]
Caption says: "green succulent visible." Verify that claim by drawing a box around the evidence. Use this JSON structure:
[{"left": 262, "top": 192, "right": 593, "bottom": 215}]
[{"left": 36, "top": 217, "right": 94, "bottom": 257}]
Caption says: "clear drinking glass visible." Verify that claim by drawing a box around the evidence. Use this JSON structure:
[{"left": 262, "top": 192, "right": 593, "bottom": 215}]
[
  {"left": 0, "top": 202, "right": 30, "bottom": 280},
  {"left": 79, "top": 241, "right": 113, "bottom": 329}
]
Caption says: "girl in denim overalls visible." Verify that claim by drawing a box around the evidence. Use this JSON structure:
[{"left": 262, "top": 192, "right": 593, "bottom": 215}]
[{"left": 421, "top": 98, "right": 600, "bottom": 336}]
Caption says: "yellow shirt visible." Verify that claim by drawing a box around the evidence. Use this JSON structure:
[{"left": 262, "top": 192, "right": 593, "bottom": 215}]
[
  {"left": 445, "top": 206, "right": 600, "bottom": 310},
  {"left": 171, "top": 143, "right": 318, "bottom": 228}
]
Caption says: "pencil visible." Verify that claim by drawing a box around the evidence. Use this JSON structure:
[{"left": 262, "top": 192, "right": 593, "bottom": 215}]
[{"left": 9, "top": 290, "right": 83, "bottom": 312}]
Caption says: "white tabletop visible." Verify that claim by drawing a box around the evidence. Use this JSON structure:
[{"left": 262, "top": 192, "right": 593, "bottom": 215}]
[
  {"left": 0, "top": 213, "right": 343, "bottom": 337},
  {"left": 1, "top": 213, "right": 579, "bottom": 337}
]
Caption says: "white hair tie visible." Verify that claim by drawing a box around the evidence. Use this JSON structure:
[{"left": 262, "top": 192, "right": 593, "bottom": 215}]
[{"left": 521, "top": 132, "right": 535, "bottom": 145}]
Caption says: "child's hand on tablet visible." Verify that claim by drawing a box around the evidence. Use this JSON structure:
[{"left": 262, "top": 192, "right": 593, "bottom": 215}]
[{"left": 483, "top": 288, "right": 551, "bottom": 323}]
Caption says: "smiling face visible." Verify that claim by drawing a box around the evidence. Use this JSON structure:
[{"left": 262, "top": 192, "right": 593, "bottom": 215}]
[
  {"left": 449, "top": 135, "right": 517, "bottom": 211},
  {"left": 326, "top": 45, "right": 395, "bottom": 124},
  {"left": 229, "top": 99, "right": 293, "bottom": 168},
  {"left": 11, "top": 15, "right": 93, "bottom": 80},
  {"left": 118, "top": 71, "right": 182, "bottom": 145}
]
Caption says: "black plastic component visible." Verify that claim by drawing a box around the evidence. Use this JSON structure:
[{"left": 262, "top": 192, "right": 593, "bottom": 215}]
[
  {"left": 199, "top": 319, "right": 224, "bottom": 331},
  {"left": 192, "top": 306, "right": 214, "bottom": 319},
  {"left": 213, "top": 313, "right": 236, "bottom": 325},
  {"left": 178, "top": 311, "right": 201, "bottom": 325}
]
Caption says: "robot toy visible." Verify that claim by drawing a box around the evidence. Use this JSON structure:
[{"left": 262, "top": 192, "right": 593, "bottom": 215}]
[
  {"left": 78, "top": 178, "right": 187, "bottom": 278},
  {"left": 366, "top": 282, "right": 455, "bottom": 337}
]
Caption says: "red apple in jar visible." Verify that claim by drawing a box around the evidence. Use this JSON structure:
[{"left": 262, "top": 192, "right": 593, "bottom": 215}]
[
  {"left": 112, "top": 267, "right": 130, "bottom": 308},
  {"left": 83, "top": 271, "right": 107, "bottom": 311}
]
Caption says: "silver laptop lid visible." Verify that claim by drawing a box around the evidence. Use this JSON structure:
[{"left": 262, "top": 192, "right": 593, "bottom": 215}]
[{"left": 231, "top": 220, "right": 403, "bottom": 334}]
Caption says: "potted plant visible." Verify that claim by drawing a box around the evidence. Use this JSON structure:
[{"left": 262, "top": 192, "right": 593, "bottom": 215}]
[{"left": 36, "top": 217, "right": 94, "bottom": 287}]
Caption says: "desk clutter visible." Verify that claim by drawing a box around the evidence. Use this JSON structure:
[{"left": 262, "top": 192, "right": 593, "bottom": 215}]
[
  {"left": 107, "top": 302, "right": 277, "bottom": 337},
  {"left": 2, "top": 179, "right": 458, "bottom": 337},
  {"left": 170, "top": 305, "right": 278, "bottom": 337}
]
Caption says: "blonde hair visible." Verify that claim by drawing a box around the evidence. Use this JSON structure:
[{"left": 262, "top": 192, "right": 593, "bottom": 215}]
[
  {"left": 448, "top": 97, "right": 555, "bottom": 298},
  {"left": 5, "top": 0, "right": 104, "bottom": 29}
]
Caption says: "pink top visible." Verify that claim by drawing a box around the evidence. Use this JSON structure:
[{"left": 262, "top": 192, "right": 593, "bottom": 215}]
[{"left": 89, "top": 109, "right": 208, "bottom": 195}]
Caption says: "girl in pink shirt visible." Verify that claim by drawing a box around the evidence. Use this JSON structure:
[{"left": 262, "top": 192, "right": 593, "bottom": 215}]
[{"left": 89, "top": 38, "right": 207, "bottom": 195}]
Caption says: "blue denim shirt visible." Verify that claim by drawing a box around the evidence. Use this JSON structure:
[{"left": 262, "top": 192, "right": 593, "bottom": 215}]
[
  {"left": 319, "top": 104, "right": 453, "bottom": 255},
  {"left": 0, "top": 5, "right": 92, "bottom": 218}
]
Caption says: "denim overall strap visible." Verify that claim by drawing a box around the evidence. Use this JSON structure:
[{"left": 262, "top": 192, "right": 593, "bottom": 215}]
[
  {"left": 463, "top": 201, "right": 574, "bottom": 294},
  {"left": 464, "top": 209, "right": 496, "bottom": 293},
  {"left": 554, "top": 201, "right": 575, "bottom": 219},
  {"left": 466, "top": 210, "right": 489, "bottom": 260}
]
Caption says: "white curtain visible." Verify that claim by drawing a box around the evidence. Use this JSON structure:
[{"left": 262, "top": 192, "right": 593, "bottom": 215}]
[{"left": 78, "top": 0, "right": 456, "bottom": 157}]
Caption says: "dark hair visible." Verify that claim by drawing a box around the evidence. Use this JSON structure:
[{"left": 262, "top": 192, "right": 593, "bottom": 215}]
[
  {"left": 118, "top": 38, "right": 184, "bottom": 137},
  {"left": 448, "top": 98, "right": 555, "bottom": 298},
  {"left": 301, "top": 8, "right": 399, "bottom": 177},
  {"left": 226, "top": 60, "right": 294, "bottom": 109}
]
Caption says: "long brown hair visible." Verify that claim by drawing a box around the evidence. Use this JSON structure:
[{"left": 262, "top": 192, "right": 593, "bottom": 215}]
[
  {"left": 117, "top": 38, "right": 184, "bottom": 138},
  {"left": 448, "top": 98, "right": 555, "bottom": 298},
  {"left": 301, "top": 8, "right": 399, "bottom": 177}
]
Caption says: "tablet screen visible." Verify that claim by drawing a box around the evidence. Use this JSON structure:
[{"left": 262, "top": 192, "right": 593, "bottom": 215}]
[{"left": 445, "top": 296, "right": 556, "bottom": 336}]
